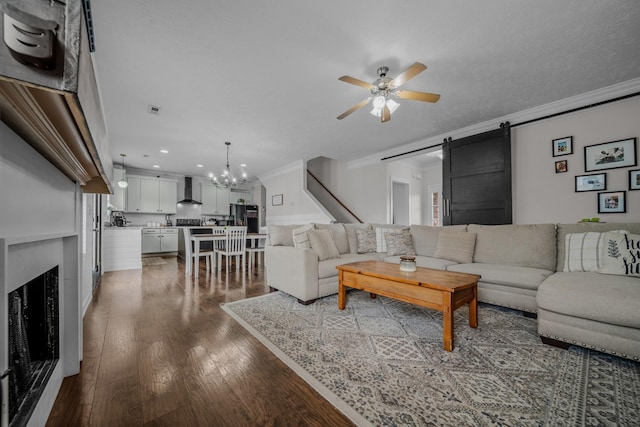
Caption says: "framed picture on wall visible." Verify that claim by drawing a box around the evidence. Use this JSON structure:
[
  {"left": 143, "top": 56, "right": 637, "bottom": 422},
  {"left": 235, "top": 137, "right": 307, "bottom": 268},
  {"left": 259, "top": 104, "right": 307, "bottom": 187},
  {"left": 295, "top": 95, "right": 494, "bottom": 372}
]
[
  {"left": 584, "top": 138, "right": 637, "bottom": 172},
  {"left": 555, "top": 160, "right": 568, "bottom": 173},
  {"left": 552, "top": 136, "right": 573, "bottom": 157},
  {"left": 575, "top": 173, "right": 606, "bottom": 192},
  {"left": 598, "top": 191, "right": 626, "bottom": 213},
  {"left": 630, "top": 169, "right": 640, "bottom": 191}
]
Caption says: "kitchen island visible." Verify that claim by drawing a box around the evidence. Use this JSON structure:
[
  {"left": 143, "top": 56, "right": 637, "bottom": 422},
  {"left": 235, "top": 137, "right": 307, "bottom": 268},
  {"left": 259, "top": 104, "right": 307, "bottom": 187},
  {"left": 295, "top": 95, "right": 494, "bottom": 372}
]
[{"left": 103, "top": 227, "right": 142, "bottom": 271}]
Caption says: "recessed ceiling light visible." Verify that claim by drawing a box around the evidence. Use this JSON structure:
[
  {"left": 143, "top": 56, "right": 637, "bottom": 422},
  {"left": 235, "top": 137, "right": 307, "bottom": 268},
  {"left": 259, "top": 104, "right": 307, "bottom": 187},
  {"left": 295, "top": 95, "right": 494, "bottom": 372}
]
[
  {"left": 153, "top": 165, "right": 160, "bottom": 168},
  {"left": 160, "top": 149, "right": 168, "bottom": 154},
  {"left": 241, "top": 163, "right": 247, "bottom": 167},
  {"left": 196, "top": 164, "right": 203, "bottom": 168}
]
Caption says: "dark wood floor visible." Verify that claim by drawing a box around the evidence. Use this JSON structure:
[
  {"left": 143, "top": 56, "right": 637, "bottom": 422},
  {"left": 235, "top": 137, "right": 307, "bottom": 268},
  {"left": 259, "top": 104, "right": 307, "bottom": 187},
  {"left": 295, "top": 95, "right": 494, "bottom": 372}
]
[{"left": 46, "top": 257, "right": 354, "bottom": 426}]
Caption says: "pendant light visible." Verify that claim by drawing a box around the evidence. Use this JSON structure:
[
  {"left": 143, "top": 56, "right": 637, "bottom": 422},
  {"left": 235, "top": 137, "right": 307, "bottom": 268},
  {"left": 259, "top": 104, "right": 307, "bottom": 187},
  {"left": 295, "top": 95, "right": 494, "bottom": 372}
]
[{"left": 117, "top": 154, "right": 129, "bottom": 188}]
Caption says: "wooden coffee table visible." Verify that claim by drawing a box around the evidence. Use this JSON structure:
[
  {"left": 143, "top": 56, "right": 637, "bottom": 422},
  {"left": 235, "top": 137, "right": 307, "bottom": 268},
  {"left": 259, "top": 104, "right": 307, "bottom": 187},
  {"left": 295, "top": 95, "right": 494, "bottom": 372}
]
[{"left": 337, "top": 261, "right": 481, "bottom": 351}]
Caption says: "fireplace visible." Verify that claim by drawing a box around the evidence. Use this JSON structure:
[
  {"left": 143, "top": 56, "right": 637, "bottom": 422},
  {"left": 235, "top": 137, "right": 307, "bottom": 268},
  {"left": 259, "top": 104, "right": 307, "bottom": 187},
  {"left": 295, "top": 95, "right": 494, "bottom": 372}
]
[
  {"left": 1, "top": 233, "right": 80, "bottom": 427},
  {"left": 7, "top": 266, "right": 59, "bottom": 426}
]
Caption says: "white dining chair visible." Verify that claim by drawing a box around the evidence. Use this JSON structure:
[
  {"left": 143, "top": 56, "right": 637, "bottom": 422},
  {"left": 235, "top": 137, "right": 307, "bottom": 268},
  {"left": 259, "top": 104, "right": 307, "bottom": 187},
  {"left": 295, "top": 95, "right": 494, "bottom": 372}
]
[
  {"left": 215, "top": 226, "right": 247, "bottom": 274},
  {"left": 183, "top": 228, "right": 215, "bottom": 275},
  {"left": 246, "top": 235, "right": 266, "bottom": 271}
]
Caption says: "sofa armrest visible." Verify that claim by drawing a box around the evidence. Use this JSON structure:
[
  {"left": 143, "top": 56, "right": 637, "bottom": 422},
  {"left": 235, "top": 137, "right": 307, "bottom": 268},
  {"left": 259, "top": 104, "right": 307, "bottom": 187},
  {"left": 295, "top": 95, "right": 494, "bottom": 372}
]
[{"left": 265, "top": 246, "right": 319, "bottom": 302}]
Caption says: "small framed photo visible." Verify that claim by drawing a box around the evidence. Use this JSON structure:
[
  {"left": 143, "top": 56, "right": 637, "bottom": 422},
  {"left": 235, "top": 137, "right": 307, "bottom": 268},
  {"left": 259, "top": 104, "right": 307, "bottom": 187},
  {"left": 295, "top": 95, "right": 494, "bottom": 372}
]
[
  {"left": 630, "top": 169, "right": 640, "bottom": 191},
  {"left": 552, "top": 136, "right": 573, "bottom": 157},
  {"left": 584, "top": 137, "right": 637, "bottom": 172},
  {"left": 598, "top": 191, "right": 626, "bottom": 214},
  {"left": 271, "top": 194, "right": 283, "bottom": 206},
  {"left": 555, "top": 160, "right": 568, "bottom": 173},
  {"left": 575, "top": 173, "right": 606, "bottom": 192}
]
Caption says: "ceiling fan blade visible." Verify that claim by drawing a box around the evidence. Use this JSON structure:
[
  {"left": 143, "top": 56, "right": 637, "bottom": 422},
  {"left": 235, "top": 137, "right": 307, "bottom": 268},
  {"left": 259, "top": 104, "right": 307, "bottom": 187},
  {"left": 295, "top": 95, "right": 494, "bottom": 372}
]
[
  {"left": 396, "top": 90, "right": 441, "bottom": 103},
  {"left": 338, "top": 75, "right": 375, "bottom": 90},
  {"left": 381, "top": 105, "right": 391, "bottom": 123},
  {"left": 337, "top": 98, "right": 371, "bottom": 120},
  {"left": 388, "top": 62, "right": 427, "bottom": 88}
]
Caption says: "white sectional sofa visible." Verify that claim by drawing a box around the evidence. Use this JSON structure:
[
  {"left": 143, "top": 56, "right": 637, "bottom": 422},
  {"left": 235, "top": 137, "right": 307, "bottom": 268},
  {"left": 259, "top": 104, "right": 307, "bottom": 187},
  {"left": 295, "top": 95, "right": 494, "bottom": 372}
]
[{"left": 265, "top": 222, "right": 640, "bottom": 361}]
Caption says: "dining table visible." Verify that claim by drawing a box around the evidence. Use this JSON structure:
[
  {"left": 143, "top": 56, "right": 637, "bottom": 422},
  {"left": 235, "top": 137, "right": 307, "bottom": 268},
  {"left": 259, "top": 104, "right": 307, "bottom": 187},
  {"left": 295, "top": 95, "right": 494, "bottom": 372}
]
[{"left": 188, "top": 230, "right": 267, "bottom": 276}]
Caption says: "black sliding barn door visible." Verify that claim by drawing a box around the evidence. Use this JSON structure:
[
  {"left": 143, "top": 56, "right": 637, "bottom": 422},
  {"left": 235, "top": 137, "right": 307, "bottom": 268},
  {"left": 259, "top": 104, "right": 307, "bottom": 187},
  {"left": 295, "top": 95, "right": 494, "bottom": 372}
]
[{"left": 442, "top": 123, "right": 512, "bottom": 225}]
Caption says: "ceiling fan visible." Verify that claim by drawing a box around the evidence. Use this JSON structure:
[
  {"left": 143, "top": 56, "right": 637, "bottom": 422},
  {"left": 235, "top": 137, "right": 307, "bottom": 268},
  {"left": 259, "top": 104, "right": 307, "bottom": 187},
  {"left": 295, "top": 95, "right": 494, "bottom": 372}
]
[{"left": 337, "top": 62, "right": 440, "bottom": 123}]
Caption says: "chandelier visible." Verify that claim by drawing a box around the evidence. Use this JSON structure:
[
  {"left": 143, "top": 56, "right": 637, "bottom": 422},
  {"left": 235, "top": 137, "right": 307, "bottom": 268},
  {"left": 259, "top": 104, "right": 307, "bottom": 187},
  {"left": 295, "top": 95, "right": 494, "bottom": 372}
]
[{"left": 209, "top": 141, "right": 248, "bottom": 189}]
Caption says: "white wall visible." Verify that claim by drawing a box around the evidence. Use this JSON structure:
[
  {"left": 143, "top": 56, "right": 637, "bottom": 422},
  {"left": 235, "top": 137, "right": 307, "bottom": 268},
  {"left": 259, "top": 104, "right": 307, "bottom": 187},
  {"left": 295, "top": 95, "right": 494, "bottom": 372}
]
[
  {"left": 258, "top": 96, "right": 640, "bottom": 226},
  {"left": 0, "top": 122, "right": 79, "bottom": 235},
  {"left": 259, "top": 160, "right": 331, "bottom": 225},
  {"left": 512, "top": 97, "right": 640, "bottom": 224}
]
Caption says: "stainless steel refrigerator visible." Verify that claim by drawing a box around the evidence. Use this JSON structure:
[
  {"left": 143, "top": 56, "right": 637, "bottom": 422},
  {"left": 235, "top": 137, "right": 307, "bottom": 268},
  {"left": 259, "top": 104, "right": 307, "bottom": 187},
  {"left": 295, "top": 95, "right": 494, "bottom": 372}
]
[{"left": 229, "top": 204, "right": 259, "bottom": 233}]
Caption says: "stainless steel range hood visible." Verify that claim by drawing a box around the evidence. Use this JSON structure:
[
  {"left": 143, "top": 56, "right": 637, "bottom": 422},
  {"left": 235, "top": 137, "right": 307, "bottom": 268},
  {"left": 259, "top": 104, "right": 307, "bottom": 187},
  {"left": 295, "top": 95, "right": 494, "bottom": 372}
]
[{"left": 177, "top": 176, "right": 202, "bottom": 205}]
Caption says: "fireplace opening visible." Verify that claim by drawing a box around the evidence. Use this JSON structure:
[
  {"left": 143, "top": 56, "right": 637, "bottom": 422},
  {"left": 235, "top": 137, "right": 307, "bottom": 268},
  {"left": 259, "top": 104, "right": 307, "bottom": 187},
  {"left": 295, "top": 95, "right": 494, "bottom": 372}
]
[{"left": 7, "top": 266, "right": 59, "bottom": 427}]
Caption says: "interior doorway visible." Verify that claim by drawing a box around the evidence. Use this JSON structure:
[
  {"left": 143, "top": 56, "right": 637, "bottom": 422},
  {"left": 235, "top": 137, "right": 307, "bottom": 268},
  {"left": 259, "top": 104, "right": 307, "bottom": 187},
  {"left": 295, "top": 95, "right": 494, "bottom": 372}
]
[{"left": 390, "top": 177, "right": 410, "bottom": 225}]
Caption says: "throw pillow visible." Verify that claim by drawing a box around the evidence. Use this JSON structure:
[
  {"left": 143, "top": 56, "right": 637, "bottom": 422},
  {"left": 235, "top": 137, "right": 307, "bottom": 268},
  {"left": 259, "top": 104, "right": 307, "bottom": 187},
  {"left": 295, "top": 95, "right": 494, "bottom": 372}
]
[
  {"left": 375, "top": 227, "right": 403, "bottom": 253},
  {"left": 292, "top": 224, "right": 315, "bottom": 248},
  {"left": 564, "top": 230, "right": 628, "bottom": 272},
  {"left": 598, "top": 232, "right": 640, "bottom": 277},
  {"left": 356, "top": 229, "right": 377, "bottom": 253},
  {"left": 315, "top": 223, "right": 350, "bottom": 254},
  {"left": 433, "top": 232, "right": 477, "bottom": 264},
  {"left": 345, "top": 223, "right": 372, "bottom": 254},
  {"left": 385, "top": 230, "right": 416, "bottom": 257},
  {"left": 307, "top": 229, "right": 341, "bottom": 261},
  {"left": 268, "top": 224, "right": 300, "bottom": 246}
]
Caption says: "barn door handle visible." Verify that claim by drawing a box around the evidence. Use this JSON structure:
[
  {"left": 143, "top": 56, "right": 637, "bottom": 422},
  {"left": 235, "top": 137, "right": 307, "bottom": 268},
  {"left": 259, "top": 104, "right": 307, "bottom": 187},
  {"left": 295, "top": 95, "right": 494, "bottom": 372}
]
[{"left": 444, "top": 199, "right": 450, "bottom": 217}]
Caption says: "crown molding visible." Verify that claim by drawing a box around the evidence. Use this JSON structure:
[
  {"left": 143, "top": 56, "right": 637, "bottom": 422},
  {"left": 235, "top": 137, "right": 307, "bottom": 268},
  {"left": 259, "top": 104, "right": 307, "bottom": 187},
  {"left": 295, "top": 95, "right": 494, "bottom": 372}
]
[{"left": 348, "top": 77, "right": 640, "bottom": 170}]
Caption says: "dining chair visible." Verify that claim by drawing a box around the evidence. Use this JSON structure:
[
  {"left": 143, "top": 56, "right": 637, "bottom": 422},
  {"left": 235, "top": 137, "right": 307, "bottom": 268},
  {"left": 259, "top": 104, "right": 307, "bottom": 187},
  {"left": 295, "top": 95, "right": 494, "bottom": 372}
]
[
  {"left": 208, "top": 227, "right": 227, "bottom": 271},
  {"left": 183, "top": 228, "right": 215, "bottom": 275},
  {"left": 246, "top": 235, "right": 266, "bottom": 271},
  {"left": 215, "top": 226, "right": 247, "bottom": 274}
]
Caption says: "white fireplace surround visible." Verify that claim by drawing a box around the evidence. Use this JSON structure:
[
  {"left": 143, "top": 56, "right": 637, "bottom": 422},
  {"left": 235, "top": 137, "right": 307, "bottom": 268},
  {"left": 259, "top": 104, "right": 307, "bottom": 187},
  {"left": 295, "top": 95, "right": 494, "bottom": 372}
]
[{"left": 1, "top": 232, "right": 81, "bottom": 427}]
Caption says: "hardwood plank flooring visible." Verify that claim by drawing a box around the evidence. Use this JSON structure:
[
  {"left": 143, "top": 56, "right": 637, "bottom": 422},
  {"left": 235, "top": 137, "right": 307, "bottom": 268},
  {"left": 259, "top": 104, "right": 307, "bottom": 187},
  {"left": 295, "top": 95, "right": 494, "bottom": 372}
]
[{"left": 46, "top": 257, "right": 354, "bottom": 426}]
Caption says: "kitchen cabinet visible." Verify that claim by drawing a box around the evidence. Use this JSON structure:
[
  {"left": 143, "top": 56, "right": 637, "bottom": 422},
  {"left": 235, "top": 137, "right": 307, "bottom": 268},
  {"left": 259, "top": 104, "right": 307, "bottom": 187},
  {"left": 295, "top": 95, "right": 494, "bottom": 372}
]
[
  {"left": 230, "top": 190, "right": 252, "bottom": 205},
  {"left": 127, "top": 176, "right": 177, "bottom": 213},
  {"left": 126, "top": 177, "right": 143, "bottom": 212},
  {"left": 142, "top": 228, "right": 178, "bottom": 253},
  {"left": 109, "top": 168, "right": 127, "bottom": 211},
  {"left": 201, "top": 184, "right": 231, "bottom": 215}
]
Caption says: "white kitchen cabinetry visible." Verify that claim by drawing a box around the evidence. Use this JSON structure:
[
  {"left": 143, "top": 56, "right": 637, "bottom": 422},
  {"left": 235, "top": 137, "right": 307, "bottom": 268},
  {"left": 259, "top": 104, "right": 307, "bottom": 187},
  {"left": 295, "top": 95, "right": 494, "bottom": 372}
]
[
  {"left": 126, "top": 177, "right": 143, "bottom": 212},
  {"left": 142, "top": 228, "right": 178, "bottom": 253},
  {"left": 110, "top": 168, "right": 127, "bottom": 211},
  {"left": 230, "top": 190, "right": 252, "bottom": 204},
  {"left": 162, "top": 228, "right": 178, "bottom": 251},
  {"left": 127, "top": 176, "right": 177, "bottom": 213},
  {"left": 201, "top": 184, "right": 231, "bottom": 215},
  {"left": 216, "top": 188, "right": 230, "bottom": 215}
]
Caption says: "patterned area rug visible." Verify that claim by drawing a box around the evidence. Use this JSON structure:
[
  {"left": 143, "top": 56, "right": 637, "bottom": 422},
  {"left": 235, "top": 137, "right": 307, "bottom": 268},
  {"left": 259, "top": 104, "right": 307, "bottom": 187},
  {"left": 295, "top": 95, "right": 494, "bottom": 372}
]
[
  {"left": 142, "top": 257, "right": 167, "bottom": 266},
  {"left": 222, "top": 291, "right": 640, "bottom": 426}
]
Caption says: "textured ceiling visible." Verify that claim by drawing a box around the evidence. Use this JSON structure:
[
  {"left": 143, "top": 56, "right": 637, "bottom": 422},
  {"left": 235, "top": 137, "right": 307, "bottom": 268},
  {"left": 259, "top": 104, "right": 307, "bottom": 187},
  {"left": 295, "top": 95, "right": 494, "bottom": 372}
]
[{"left": 91, "top": 0, "right": 640, "bottom": 181}]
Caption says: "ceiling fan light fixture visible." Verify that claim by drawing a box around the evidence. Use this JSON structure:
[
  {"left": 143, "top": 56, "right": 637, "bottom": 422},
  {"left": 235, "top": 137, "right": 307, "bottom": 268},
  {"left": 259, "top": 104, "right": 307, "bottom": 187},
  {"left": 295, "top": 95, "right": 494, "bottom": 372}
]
[
  {"left": 372, "top": 95, "right": 386, "bottom": 109},
  {"left": 386, "top": 98, "right": 400, "bottom": 114},
  {"left": 370, "top": 97, "right": 399, "bottom": 117}
]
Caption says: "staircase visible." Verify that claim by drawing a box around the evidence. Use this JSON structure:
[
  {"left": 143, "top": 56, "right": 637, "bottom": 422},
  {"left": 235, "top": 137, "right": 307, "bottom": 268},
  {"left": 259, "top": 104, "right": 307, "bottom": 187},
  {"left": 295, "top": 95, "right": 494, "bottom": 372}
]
[{"left": 306, "top": 169, "right": 363, "bottom": 223}]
